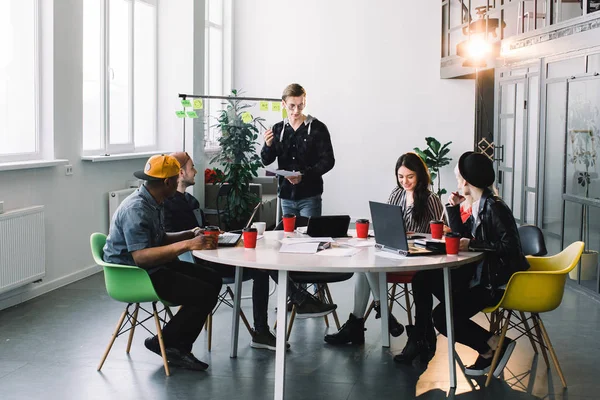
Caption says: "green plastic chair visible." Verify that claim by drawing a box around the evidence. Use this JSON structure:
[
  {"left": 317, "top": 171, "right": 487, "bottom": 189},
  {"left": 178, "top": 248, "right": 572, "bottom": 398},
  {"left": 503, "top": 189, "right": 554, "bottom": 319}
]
[{"left": 90, "top": 232, "right": 175, "bottom": 376}]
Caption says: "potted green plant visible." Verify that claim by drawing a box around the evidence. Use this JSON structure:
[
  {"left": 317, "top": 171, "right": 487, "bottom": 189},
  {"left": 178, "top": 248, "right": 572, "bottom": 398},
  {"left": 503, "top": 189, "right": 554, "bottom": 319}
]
[
  {"left": 414, "top": 137, "right": 453, "bottom": 198},
  {"left": 209, "top": 90, "right": 263, "bottom": 229}
]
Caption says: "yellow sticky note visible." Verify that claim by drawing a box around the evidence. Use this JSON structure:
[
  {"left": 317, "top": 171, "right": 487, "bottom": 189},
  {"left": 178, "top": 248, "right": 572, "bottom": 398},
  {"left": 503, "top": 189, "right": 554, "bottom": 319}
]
[
  {"left": 282, "top": 108, "right": 288, "bottom": 119},
  {"left": 181, "top": 99, "right": 191, "bottom": 107},
  {"left": 259, "top": 101, "right": 269, "bottom": 111},
  {"left": 241, "top": 112, "right": 253, "bottom": 123},
  {"left": 271, "top": 102, "right": 281, "bottom": 112},
  {"left": 193, "top": 99, "right": 203, "bottom": 109},
  {"left": 175, "top": 110, "right": 186, "bottom": 118},
  {"left": 186, "top": 111, "right": 199, "bottom": 118}
]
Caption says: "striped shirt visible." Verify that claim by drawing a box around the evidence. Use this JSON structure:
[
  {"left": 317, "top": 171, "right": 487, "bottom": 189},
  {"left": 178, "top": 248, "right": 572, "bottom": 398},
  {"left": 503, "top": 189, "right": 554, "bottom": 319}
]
[{"left": 387, "top": 186, "right": 445, "bottom": 233}]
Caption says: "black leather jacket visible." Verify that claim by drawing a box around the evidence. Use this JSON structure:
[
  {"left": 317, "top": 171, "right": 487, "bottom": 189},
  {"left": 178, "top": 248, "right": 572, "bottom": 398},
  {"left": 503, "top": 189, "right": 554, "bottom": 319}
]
[{"left": 446, "top": 188, "right": 529, "bottom": 289}]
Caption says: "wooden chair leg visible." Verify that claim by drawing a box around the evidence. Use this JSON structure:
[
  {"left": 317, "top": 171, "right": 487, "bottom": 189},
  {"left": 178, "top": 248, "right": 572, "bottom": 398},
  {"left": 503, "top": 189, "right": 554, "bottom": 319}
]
[
  {"left": 536, "top": 313, "right": 567, "bottom": 388},
  {"left": 519, "top": 311, "right": 538, "bottom": 354},
  {"left": 324, "top": 284, "right": 341, "bottom": 329},
  {"left": 364, "top": 300, "right": 375, "bottom": 320},
  {"left": 152, "top": 302, "right": 171, "bottom": 376},
  {"left": 533, "top": 313, "right": 551, "bottom": 369},
  {"left": 389, "top": 283, "right": 397, "bottom": 312},
  {"left": 485, "top": 310, "right": 512, "bottom": 387},
  {"left": 286, "top": 306, "right": 296, "bottom": 341},
  {"left": 125, "top": 303, "right": 140, "bottom": 354},
  {"left": 404, "top": 283, "right": 413, "bottom": 326},
  {"left": 98, "top": 304, "right": 130, "bottom": 371}
]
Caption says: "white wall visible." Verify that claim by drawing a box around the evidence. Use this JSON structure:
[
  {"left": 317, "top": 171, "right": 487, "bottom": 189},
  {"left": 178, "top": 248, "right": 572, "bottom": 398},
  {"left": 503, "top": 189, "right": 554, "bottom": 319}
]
[
  {"left": 0, "top": 0, "right": 195, "bottom": 310},
  {"left": 233, "top": 0, "right": 475, "bottom": 219}
]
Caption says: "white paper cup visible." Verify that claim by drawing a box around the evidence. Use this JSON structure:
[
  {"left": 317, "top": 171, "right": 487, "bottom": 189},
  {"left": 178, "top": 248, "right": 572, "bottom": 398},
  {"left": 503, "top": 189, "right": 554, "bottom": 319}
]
[{"left": 251, "top": 222, "right": 266, "bottom": 235}]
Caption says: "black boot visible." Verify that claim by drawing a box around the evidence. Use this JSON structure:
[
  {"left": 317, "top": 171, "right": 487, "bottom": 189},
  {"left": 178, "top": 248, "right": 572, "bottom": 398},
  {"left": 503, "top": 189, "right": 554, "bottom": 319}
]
[
  {"left": 393, "top": 336, "right": 431, "bottom": 364},
  {"left": 374, "top": 302, "right": 404, "bottom": 337},
  {"left": 324, "top": 314, "right": 365, "bottom": 345},
  {"left": 406, "top": 324, "right": 436, "bottom": 357}
]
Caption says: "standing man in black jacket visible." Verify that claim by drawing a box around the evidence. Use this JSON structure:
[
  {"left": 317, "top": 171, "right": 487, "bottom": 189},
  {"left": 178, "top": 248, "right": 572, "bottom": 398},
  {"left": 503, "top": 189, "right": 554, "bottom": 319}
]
[{"left": 261, "top": 83, "right": 335, "bottom": 217}]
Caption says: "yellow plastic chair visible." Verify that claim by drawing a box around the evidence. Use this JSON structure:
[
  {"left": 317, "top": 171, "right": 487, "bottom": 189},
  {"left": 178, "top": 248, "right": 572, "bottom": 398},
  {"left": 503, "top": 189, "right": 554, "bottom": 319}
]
[
  {"left": 90, "top": 233, "right": 175, "bottom": 376},
  {"left": 483, "top": 241, "right": 584, "bottom": 387}
]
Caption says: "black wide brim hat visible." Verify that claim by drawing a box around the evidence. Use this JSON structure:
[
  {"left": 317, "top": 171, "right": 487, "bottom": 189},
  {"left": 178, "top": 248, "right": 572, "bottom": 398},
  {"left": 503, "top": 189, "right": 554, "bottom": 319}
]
[{"left": 458, "top": 151, "right": 495, "bottom": 189}]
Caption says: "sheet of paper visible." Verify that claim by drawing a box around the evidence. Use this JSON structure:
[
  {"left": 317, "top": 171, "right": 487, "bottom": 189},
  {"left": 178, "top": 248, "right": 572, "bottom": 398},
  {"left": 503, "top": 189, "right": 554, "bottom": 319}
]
[
  {"left": 317, "top": 247, "right": 361, "bottom": 257},
  {"left": 279, "top": 242, "right": 320, "bottom": 254},
  {"left": 296, "top": 227, "right": 308, "bottom": 234},
  {"left": 280, "top": 237, "right": 334, "bottom": 244},
  {"left": 265, "top": 168, "right": 302, "bottom": 177},
  {"left": 346, "top": 238, "right": 376, "bottom": 248}
]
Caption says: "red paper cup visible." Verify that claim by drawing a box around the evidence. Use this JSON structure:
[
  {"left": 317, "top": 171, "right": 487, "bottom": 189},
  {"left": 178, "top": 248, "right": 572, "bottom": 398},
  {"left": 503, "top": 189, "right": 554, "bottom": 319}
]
[
  {"left": 445, "top": 233, "right": 460, "bottom": 255},
  {"left": 430, "top": 220, "right": 444, "bottom": 240},
  {"left": 203, "top": 226, "right": 220, "bottom": 245},
  {"left": 355, "top": 219, "right": 369, "bottom": 239},
  {"left": 243, "top": 228, "right": 258, "bottom": 249},
  {"left": 282, "top": 214, "right": 296, "bottom": 233}
]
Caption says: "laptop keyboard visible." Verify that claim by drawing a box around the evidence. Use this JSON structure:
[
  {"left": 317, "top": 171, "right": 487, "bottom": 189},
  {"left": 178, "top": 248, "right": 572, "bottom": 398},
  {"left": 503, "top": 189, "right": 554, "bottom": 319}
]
[{"left": 219, "top": 233, "right": 240, "bottom": 244}]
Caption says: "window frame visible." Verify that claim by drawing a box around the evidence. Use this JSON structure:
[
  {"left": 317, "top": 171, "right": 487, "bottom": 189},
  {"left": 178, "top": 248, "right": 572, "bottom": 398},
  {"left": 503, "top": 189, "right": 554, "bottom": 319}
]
[
  {"left": 0, "top": 0, "right": 42, "bottom": 163},
  {"left": 82, "top": 0, "right": 158, "bottom": 157}
]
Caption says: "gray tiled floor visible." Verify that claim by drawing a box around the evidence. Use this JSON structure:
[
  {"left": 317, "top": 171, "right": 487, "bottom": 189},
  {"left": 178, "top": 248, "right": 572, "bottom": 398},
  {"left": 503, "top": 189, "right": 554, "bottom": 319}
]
[{"left": 0, "top": 273, "right": 599, "bottom": 400}]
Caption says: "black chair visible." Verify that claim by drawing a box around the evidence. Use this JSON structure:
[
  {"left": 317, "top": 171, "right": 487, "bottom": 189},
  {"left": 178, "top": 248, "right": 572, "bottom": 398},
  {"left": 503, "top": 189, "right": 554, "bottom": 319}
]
[
  {"left": 273, "top": 216, "right": 353, "bottom": 340},
  {"left": 518, "top": 224, "right": 548, "bottom": 256}
]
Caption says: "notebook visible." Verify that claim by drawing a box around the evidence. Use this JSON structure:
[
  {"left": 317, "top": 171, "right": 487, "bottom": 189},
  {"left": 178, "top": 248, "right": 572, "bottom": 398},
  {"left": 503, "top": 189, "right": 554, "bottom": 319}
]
[
  {"left": 306, "top": 215, "right": 351, "bottom": 238},
  {"left": 369, "top": 201, "right": 444, "bottom": 257},
  {"left": 217, "top": 202, "right": 262, "bottom": 247}
]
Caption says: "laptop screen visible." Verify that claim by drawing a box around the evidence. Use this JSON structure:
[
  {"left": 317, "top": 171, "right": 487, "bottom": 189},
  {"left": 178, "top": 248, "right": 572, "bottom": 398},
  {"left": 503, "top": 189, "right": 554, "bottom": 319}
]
[{"left": 369, "top": 201, "right": 409, "bottom": 252}]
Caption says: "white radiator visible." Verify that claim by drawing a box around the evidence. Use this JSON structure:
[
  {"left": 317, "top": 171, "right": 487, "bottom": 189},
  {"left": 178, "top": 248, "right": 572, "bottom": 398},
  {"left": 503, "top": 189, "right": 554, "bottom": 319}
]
[
  {"left": 108, "top": 188, "right": 137, "bottom": 226},
  {"left": 0, "top": 206, "right": 45, "bottom": 294}
]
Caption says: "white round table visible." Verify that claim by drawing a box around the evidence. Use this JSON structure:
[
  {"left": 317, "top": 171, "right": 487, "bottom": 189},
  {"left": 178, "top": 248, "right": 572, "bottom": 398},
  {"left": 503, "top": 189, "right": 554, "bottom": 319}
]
[{"left": 194, "top": 231, "right": 484, "bottom": 400}]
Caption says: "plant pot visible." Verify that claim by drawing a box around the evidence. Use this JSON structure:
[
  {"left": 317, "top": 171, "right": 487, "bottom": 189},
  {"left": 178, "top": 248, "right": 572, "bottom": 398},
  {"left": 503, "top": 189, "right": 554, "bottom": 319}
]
[{"left": 569, "top": 250, "right": 598, "bottom": 281}]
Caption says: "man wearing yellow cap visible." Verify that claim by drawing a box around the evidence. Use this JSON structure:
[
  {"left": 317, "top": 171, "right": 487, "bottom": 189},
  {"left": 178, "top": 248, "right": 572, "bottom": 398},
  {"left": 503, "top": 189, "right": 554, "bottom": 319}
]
[{"left": 103, "top": 154, "right": 221, "bottom": 371}]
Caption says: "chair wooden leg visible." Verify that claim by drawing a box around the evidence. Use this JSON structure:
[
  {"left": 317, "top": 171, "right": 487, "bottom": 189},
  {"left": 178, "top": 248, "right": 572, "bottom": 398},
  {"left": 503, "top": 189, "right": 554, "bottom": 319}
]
[
  {"left": 125, "top": 303, "right": 140, "bottom": 354},
  {"left": 520, "top": 311, "right": 538, "bottom": 354},
  {"left": 324, "top": 284, "right": 341, "bottom": 329},
  {"left": 364, "top": 300, "right": 375, "bottom": 320},
  {"left": 485, "top": 310, "right": 512, "bottom": 387},
  {"left": 389, "top": 283, "right": 397, "bottom": 312},
  {"left": 536, "top": 313, "right": 567, "bottom": 388},
  {"left": 404, "top": 283, "right": 413, "bottom": 326},
  {"left": 533, "top": 314, "right": 551, "bottom": 369},
  {"left": 207, "top": 313, "right": 213, "bottom": 352},
  {"left": 98, "top": 304, "right": 130, "bottom": 371},
  {"left": 226, "top": 287, "right": 254, "bottom": 335},
  {"left": 286, "top": 306, "right": 296, "bottom": 341},
  {"left": 152, "top": 302, "right": 171, "bottom": 376}
]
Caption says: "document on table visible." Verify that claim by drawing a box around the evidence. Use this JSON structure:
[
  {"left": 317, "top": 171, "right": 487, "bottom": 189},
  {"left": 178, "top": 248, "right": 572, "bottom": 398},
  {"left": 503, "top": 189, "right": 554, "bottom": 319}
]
[
  {"left": 317, "top": 247, "right": 362, "bottom": 257},
  {"left": 346, "top": 238, "right": 376, "bottom": 248},
  {"left": 266, "top": 168, "right": 302, "bottom": 177},
  {"left": 279, "top": 242, "right": 330, "bottom": 254},
  {"left": 280, "top": 237, "right": 334, "bottom": 244}
]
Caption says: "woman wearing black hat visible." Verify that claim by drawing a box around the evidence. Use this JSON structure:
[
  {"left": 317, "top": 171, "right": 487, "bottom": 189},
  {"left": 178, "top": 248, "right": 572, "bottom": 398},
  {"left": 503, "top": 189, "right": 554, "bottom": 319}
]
[{"left": 394, "top": 151, "right": 529, "bottom": 379}]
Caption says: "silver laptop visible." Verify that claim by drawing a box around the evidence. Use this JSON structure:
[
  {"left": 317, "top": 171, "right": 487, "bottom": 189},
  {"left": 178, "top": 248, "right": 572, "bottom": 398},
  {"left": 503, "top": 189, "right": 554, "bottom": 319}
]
[
  {"left": 369, "top": 201, "right": 441, "bottom": 256},
  {"left": 218, "top": 202, "right": 262, "bottom": 246}
]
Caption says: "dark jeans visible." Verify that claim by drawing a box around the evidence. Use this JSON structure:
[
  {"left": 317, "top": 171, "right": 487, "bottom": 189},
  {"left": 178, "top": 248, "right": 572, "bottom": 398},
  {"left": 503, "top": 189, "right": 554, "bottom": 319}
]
[
  {"left": 195, "top": 257, "right": 271, "bottom": 333},
  {"left": 148, "top": 260, "right": 222, "bottom": 353},
  {"left": 412, "top": 264, "right": 496, "bottom": 354}
]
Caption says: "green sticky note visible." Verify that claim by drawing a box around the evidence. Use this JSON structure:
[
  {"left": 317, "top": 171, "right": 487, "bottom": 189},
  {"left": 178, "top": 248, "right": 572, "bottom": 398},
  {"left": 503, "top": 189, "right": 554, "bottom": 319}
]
[
  {"left": 193, "top": 99, "right": 203, "bottom": 109},
  {"left": 175, "top": 110, "right": 186, "bottom": 118},
  {"left": 241, "top": 111, "right": 253, "bottom": 123},
  {"left": 259, "top": 101, "right": 269, "bottom": 111},
  {"left": 271, "top": 102, "right": 281, "bottom": 112},
  {"left": 181, "top": 99, "right": 192, "bottom": 107},
  {"left": 186, "top": 110, "right": 199, "bottom": 118},
  {"left": 282, "top": 108, "right": 288, "bottom": 119}
]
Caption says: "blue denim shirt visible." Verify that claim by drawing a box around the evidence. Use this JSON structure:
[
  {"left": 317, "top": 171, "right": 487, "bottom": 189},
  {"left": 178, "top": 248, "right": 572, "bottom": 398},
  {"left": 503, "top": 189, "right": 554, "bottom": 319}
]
[{"left": 103, "top": 185, "right": 165, "bottom": 268}]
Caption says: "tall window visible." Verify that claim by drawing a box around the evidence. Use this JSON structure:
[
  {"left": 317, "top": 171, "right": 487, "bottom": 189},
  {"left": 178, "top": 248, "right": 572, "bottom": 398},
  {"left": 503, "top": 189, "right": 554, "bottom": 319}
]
[
  {"left": 83, "top": 0, "right": 157, "bottom": 155},
  {"left": 0, "top": 0, "right": 39, "bottom": 163},
  {"left": 204, "top": 0, "right": 232, "bottom": 149}
]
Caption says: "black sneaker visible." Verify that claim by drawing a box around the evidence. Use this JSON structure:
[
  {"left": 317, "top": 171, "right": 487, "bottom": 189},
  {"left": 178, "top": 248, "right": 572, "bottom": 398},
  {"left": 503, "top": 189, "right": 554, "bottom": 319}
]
[
  {"left": 250, "top": 330, "right": 291, "bottom": 351},
  {"left": 492, "top": 338, "right": 516, "bottom": 377},
  {"left": 295, "top": 293, "right": 337, "bottom": 318},
  {"left": 144, "top": 336, "right": 208, "bottom": 371},
  {"left": 464, "top": 355, "right": 492, "bottom": 376}
]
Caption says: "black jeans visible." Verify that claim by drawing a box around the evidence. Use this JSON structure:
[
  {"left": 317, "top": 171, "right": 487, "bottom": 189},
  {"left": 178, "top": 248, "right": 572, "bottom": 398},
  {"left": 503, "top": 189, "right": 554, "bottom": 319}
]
[
  {"left": 195, "top": 257, "right": 272, "bottom": 333},
  {"left": 148, "top": 260, "right": 222, "bottom": 353},
  {"left": 412, "top": 264, "right": 495, "bottom": 355}
]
